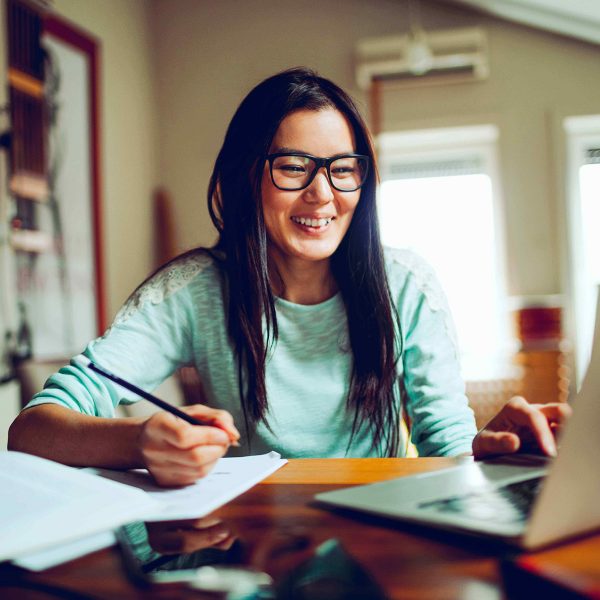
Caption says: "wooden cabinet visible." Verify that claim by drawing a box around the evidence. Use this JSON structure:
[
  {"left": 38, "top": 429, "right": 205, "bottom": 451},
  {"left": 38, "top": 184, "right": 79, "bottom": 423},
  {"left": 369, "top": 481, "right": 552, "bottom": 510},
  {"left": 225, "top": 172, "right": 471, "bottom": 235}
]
[{"left": 513, "top": 349, "right": 570, "bottom": 405}]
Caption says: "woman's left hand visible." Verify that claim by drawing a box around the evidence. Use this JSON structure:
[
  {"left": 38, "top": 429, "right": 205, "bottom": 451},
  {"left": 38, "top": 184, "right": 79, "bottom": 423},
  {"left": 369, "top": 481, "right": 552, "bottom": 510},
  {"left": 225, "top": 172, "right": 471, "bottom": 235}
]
[{"left": 472, "top": 396, "right": 572, "bottom": 459}]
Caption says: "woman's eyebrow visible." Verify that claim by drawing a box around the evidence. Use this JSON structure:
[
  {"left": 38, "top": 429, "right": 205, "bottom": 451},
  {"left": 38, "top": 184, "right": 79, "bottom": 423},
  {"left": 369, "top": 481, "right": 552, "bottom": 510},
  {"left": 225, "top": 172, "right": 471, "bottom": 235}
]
[
  {"left": 271, "top": 146, "right": 306, "bottom": 154},
  {"left": 271, "top": 147, "right": 356, "bottom": 156}
]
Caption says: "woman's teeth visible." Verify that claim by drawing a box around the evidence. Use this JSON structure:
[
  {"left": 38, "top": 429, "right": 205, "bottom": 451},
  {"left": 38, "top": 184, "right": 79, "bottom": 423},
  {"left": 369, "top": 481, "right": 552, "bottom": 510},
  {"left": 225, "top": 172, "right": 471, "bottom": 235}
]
[{"left": 291, "top": 216, "right": 333, "bottom": 227}]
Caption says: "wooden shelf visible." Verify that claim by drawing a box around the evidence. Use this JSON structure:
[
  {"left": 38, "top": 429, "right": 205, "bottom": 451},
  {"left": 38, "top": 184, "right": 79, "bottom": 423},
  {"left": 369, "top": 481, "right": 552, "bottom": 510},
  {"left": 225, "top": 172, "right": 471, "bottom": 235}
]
[
  {"left": 9, "top": 171, "right": 48, "bottom": 201},
  {"left": 10, "top": 228, "right": 52, "bottom": 253},
  {"left": 8, "top": 67, "right": 44, "bottom": 99}
]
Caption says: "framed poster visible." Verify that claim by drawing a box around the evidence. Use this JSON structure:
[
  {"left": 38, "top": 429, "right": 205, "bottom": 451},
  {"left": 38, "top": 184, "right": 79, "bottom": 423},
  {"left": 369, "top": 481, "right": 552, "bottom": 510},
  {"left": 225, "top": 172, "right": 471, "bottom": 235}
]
[{"left": 18, "top": 15, "right": 105, "bottom": 359}]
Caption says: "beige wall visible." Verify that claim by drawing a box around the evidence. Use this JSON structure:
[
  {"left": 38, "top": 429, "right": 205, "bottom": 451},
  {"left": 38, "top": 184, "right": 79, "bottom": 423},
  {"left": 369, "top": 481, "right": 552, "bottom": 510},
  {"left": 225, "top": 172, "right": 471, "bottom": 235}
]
[
  {"left": 149, "top": 0, "right": 415, "bottom": 253},
  {"left": 150, "top": 0, "right": 600, "bottom": 299},
  {"left": 381, "top": 2, "right": 600, "bottom": 297},
  {"left": 4, "top": 0, "right": 599, "bottom": 318},
  {"left": 51, "top": 0, "right": 159, "bottom": 319}
]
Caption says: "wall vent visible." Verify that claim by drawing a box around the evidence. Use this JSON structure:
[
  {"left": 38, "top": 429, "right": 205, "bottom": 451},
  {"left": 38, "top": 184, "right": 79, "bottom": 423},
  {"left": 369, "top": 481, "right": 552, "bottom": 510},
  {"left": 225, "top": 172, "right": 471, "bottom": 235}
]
[{"left": 355, "top": 26, "right": 489, "bottom": 89}]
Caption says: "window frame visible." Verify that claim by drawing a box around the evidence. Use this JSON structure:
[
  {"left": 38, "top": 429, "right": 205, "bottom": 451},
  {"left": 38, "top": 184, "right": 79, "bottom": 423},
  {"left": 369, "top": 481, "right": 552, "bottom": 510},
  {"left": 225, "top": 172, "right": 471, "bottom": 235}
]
[
  {"left": 564, "top": 115, "right": 600, "bottom": 386},
  {"left": 376, "top": 124, "right": 512, "bottom": 380}
]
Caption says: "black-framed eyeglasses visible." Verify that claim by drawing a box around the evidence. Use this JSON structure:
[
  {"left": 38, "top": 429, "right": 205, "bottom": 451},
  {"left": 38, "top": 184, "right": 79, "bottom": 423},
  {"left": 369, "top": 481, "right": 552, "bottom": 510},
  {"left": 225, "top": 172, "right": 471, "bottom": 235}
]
[{"left": 266, "top": 152, "right": 370, "bottom": 192}]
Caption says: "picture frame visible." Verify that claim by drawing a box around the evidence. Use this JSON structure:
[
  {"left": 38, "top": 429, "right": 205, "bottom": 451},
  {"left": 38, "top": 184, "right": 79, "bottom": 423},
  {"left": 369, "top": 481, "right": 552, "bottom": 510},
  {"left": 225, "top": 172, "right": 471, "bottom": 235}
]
[{"left": 17, "top": 14, "right": 105, "bottom": 358}]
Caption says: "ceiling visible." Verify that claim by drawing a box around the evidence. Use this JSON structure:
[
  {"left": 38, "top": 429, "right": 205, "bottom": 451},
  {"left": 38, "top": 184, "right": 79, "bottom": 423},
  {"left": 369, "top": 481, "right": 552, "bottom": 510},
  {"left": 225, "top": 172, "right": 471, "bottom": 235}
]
[{"left": 439, "top": 0, "right": 600, "bottom": 45}]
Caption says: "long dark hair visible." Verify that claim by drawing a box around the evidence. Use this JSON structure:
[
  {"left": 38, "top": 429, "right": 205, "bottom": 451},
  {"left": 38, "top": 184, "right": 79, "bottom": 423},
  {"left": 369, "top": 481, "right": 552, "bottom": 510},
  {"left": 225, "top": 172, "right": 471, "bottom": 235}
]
[{"left": 208, "top": 67, "right": 401, "bottom": 456}]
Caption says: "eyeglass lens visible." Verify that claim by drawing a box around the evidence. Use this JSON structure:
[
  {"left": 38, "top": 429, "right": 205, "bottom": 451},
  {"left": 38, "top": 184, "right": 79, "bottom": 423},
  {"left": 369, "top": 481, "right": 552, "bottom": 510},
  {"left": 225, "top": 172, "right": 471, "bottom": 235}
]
[{"left": 271, "top": 155, "right": 368, "bottom": 191}]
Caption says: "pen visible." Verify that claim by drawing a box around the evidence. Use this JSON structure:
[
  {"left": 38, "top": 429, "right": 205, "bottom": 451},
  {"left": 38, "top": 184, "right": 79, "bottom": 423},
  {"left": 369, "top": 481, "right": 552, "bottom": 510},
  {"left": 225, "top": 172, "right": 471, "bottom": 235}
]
[{"left": 74, "top": 356, "right": 239, "bottom": 445}]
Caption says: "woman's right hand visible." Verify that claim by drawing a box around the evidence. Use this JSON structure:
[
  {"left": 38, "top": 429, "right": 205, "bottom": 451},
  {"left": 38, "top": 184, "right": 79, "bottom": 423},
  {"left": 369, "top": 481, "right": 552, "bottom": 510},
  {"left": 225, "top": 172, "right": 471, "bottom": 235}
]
[
  {"left": 139, "top": 405, "right": 240, "bottom": 487},
  {"left": 146, "top": 515, "right": 236, "bottom": 554}
]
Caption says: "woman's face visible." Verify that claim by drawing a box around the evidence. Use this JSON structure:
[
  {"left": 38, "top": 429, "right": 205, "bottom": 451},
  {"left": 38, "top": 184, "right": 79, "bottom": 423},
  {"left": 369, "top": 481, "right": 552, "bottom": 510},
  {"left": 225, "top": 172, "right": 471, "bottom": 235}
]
[{"left": 261, "top": 108, "right": 361, "bottom": 268}]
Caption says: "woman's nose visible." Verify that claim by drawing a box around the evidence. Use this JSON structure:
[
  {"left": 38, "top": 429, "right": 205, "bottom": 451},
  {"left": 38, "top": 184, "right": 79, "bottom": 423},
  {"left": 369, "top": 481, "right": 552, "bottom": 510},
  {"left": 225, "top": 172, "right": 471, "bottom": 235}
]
[{"left": 304, "top": 168, "right": 334, "bottom": 203}]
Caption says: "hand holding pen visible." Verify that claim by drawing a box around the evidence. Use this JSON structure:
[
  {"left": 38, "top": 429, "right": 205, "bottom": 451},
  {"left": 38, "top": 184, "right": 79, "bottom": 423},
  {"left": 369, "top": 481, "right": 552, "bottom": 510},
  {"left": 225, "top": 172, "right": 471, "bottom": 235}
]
[
  {"left": 139, "top": 404, "right": 240, "bottom": 486},
  {"left": 75, "top": 357, "right": 241, "bottom": 487}
]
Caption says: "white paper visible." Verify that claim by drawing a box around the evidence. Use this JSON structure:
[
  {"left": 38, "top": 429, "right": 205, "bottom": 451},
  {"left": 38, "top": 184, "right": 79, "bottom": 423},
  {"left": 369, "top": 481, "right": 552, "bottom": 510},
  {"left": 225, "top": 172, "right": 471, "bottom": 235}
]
[
  {"left": 0, "top": 452, "right": 161, "bottom": 563},
  {"left": 91, "top": 451, "right": 288, "bottom": 521},
  {"left": 13, "top": 532, "right": 116, "bottom": 571},
  {"left": 1, "top": 451, "right": 287, "bottom": 569}
]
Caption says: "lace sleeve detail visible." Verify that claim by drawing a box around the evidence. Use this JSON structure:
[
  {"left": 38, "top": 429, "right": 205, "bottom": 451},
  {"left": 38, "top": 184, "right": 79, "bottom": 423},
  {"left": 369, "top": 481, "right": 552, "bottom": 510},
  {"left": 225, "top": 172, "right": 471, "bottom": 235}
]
[
  {"left": 110, "top": 253, "right": 213, "bottom": 329},
  {"left": 386, "top": 247, "right": 460, "bottom": 358}
]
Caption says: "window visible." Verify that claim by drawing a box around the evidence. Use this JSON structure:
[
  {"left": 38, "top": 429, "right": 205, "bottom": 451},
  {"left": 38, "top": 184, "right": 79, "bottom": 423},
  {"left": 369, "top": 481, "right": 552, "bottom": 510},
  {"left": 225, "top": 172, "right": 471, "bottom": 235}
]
[
  {"left": 564, "top": 116, "right": 600, "bottom": 385},
  {"left": 377, "top": 125, "right": 510, "bottom": 380}
]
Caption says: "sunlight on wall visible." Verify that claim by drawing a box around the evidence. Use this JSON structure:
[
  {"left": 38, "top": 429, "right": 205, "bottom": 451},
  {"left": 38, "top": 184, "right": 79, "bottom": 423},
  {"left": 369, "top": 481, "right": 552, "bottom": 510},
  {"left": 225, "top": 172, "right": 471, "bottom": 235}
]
[
  {"left": 577, "top": 162, "right": 600, "bottom": 376},
  {"left": 580, "top": 164, "right": 600, "bottom": 286},
  {"left": 379, "top": 174, "right": 507, "bottom": 380}
]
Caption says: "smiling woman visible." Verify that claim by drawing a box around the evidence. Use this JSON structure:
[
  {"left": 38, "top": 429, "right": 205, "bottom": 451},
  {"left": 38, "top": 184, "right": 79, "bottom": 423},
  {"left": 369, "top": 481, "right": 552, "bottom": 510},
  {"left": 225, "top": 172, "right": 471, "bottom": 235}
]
[
  {"left": 261, "top": 109, "right": 363, "bottom": 300},
  {"left": 9, "top": 68, "right": 570, "bottom": 487}
]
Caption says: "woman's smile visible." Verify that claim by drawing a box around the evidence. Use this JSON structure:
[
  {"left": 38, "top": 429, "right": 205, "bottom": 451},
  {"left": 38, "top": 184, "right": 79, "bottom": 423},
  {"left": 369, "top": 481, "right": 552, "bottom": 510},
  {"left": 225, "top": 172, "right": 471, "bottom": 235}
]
[{"left": 290, "top": 214, "right": 336, "bottom": 231}]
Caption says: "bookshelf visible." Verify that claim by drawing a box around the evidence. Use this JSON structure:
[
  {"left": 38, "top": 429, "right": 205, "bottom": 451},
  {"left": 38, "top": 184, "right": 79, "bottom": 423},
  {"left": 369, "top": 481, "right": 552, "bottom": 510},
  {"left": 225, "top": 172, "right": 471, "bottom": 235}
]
[{"left": 1, "top": 1, "right": 105, "bottom": 367}]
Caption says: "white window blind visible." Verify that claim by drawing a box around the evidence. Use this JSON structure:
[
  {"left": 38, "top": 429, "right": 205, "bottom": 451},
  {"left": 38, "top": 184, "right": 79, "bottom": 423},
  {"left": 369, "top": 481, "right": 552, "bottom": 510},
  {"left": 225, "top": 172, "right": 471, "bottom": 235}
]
[
  {"left": 386, "top": 156, "right": 484, "bottom": 180},
  {"left": 586, "top": 148, "right": 600, "bottom": 164}
]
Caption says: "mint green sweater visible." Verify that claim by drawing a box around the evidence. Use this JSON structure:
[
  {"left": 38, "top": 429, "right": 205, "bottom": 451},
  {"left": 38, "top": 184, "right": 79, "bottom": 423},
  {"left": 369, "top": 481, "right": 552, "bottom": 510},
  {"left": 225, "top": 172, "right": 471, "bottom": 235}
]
[{"left": 26, "top": 248, "right": 477, "bottom": 457}]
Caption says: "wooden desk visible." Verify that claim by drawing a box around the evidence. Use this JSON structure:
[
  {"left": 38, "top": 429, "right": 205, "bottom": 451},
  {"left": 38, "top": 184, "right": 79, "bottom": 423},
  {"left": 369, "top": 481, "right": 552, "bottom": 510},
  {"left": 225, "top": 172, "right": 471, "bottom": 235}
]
[{"left": 0, "top": 458, "right": 594, "bottom": 599}]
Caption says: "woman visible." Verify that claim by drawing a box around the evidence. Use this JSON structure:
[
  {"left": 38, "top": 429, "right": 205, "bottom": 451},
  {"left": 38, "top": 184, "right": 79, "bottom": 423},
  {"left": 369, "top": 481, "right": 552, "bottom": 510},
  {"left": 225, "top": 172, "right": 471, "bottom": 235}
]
[{"left": 9, "top": 68, "right": 569, "bottom": 486}]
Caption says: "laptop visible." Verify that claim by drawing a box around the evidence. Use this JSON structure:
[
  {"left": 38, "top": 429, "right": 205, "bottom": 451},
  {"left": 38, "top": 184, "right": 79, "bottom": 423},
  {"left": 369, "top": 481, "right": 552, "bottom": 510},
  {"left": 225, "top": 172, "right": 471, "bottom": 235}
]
[{"left": 316, "top": 290, "right": 600, "bottom": 550}]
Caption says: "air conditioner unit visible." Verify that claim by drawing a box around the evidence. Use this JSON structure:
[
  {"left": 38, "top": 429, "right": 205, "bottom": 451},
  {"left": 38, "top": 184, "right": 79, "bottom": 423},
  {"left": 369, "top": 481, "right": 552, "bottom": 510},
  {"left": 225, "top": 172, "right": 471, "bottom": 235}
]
[{"left": 355, "top": 26, "right": 489, "bottom": 89}]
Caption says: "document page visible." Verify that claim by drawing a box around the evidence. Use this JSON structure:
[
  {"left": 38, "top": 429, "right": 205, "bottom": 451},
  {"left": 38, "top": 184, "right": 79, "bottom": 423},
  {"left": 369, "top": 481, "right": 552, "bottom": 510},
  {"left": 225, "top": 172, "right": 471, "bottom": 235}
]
[
  {"left": 91, "top": 451, "right": 287, "bottom": 520},
  {"left": 0, "top": 452, "right": 160, "bottom": 562}
]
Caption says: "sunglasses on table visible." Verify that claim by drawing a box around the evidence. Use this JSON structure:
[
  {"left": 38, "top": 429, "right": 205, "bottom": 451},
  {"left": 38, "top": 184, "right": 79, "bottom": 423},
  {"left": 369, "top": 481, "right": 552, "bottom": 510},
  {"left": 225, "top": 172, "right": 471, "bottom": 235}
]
[{"left": 266, "top": 152, "right": 370, "bottom": 192}]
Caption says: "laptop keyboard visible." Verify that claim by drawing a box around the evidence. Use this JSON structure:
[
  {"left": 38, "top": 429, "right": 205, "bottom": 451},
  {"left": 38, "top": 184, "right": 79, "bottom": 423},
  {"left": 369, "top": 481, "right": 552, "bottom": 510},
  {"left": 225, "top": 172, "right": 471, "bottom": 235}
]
[{"left": 417, "top": 477, "right": 544, "bottom": 525}]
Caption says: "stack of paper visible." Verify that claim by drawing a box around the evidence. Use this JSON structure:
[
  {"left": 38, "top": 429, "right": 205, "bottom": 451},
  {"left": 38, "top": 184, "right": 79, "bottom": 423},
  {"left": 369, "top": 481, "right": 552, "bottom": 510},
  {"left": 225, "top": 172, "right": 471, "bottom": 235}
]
[
  {"left": 0, "top": 452, "right": 160, "bottom": 562},
  {"left": 0, "top": 450, "right": 287, "bottom": 565}
]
